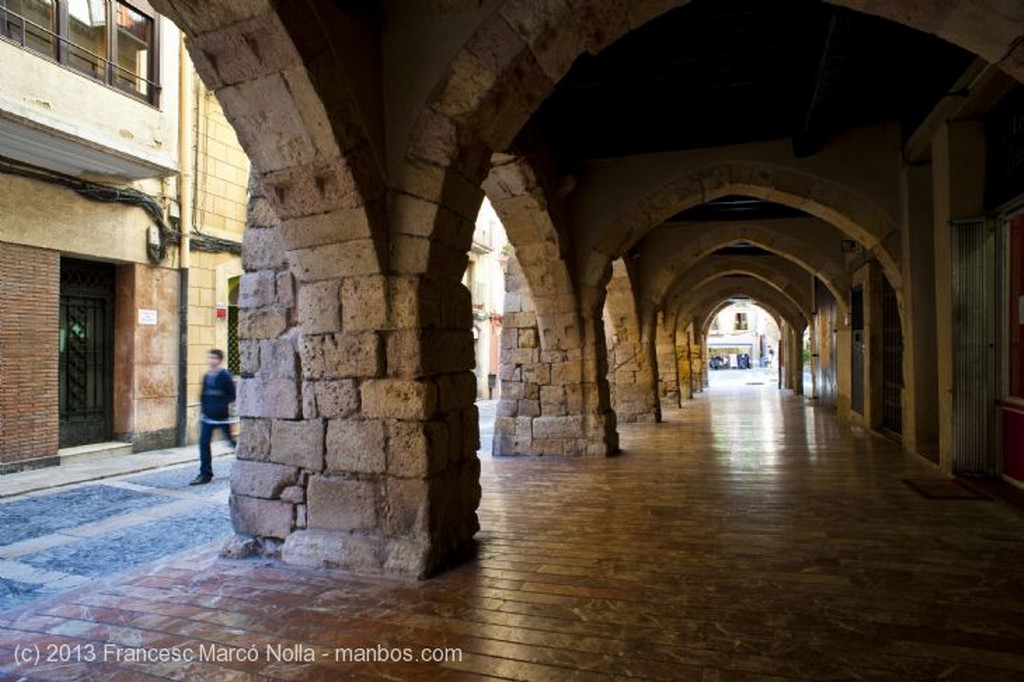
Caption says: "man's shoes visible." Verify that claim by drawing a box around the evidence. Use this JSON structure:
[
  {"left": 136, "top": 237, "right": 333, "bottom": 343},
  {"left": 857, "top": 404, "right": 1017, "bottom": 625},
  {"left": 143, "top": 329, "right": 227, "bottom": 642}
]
[{"left": 189, "top": 475, "right": 213, "bottom": 486}]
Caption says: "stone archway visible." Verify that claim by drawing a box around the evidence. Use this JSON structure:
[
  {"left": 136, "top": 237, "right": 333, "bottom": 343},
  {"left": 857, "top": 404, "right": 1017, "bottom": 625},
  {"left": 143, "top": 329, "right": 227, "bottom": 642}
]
[
  {"left": 146, "top": 0, "right": 1024, "bottom": 577},
  {"left": 660, "top": 255, "right": 816, "bottom": 329},
  {"left": 585, "top": 163, "right": 902, "bottom": 297},
  {"left": 675, "top": 278, "right": 811, "bottom": 395},
  {"left": 485, "top": 155, "right": 617, "bottom": 457},
  {"left": 636, "top": 218, "right": 852, "bottom": 324},
  {"left": 700, "top": 299, "right": 782, "bottom": 342}
]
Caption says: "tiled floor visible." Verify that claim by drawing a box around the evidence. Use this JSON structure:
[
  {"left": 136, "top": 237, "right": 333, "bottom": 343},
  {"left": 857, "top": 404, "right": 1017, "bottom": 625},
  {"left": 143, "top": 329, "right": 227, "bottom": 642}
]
[{"left": 2, "top": 384, "right": 1024, "bottom": 680}]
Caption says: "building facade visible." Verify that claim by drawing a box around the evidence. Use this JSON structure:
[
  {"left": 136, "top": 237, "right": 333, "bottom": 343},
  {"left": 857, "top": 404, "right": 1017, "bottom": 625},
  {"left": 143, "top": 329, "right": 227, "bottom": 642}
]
[
  {"left": 465, "top": 198, "right": 507, "bottom": 400},
  {"left": 0, "top": 0, "right": 247, "bottom": 473},
  {"left": 706, "top": 301, "right": 781, "bottom": 370}
]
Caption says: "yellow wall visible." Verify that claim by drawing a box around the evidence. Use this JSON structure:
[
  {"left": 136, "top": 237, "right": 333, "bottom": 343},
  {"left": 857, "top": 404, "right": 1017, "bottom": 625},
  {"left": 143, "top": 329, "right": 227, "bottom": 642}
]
[{"left": 185, "top": 81, "right": 249, "bottom": 443}]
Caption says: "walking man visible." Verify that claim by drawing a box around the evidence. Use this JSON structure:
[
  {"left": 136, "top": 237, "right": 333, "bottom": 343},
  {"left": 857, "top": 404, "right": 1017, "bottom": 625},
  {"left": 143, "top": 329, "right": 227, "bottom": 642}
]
[{"left": 191, "top": 349, "right": 236, "bottom": 485}]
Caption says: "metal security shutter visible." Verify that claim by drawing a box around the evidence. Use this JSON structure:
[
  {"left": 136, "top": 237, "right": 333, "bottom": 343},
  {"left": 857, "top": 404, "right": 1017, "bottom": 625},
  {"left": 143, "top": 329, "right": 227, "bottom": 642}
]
[
  {"left": 950, "top": 219, "right": 996, "bottom": 475},
  {"left": 881, "top": 277, "right": 903, "bottom": 436}
]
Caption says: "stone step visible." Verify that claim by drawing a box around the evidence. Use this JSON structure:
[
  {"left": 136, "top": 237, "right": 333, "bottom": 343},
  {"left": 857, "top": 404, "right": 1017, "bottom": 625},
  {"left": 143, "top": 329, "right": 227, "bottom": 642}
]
[{"left": 58, "top": 441, "right": 134, "bottom": 464}]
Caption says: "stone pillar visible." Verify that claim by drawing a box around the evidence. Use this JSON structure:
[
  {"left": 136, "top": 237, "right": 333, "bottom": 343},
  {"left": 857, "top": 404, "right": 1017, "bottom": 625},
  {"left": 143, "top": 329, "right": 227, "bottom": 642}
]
[
  {"left": 781, "top": 322, "right": 794, "bottom": 390},
  {"left": 603, "top": 260, "right": 661, "bottom": 423},
  {"left": 229, "top": 180, "right": 480, "bottom": 580},
  {"left": 900, "top": 165, "right": 940, "bottom": 461},
  {"left": 494, "top": 257, "right": 618, "bottom": 456},
  {"left": 690, "top": 331, "right": 705, "bottom": 394},
  {"left": 655, "top": 312, "right": 680, "bottom": 409},
  {"left": 677, "top": 324, "right": 694, "bottom": 401}
]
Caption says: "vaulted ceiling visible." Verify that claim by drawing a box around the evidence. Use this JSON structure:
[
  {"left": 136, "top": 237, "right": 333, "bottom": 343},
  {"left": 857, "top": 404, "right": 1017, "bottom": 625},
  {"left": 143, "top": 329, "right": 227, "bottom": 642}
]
[{"left": 524, "top": 0, "right": 973, "bottom": 161}]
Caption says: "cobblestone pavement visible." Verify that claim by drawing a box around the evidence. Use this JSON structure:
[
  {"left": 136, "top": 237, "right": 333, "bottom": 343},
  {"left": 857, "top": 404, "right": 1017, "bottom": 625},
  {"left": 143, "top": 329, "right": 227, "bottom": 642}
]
[
  {"left": 0, "top": 456, "right": 233, "bottom": 613},
  {"left": 0, "top": 402, "right": 499, "bottom": 613}
]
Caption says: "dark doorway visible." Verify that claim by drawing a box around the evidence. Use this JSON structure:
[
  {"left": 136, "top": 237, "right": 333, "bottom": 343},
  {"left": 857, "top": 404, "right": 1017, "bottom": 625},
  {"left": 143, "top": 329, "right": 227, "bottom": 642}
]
[
  {"left": 59, "top": 258, "right": 115, "bottom": 447},
  {"left": 851, "top": 286, "right": 865, "bottom": 414},
  {"left": 881, "top": 278, "right": 903, "bottom": 435}
]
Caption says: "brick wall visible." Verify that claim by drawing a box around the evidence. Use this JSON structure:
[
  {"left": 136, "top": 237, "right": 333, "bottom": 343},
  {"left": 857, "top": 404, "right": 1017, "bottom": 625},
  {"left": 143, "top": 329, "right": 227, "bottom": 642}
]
[{"left": 0, "top": 242, "right": 59, "bottom": 469}]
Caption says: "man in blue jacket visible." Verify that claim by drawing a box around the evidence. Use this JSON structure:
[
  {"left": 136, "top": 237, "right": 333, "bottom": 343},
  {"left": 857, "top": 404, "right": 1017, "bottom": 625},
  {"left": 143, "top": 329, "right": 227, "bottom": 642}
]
[{"left": 191, "top": 349, "right": 236, "bottom": 485}]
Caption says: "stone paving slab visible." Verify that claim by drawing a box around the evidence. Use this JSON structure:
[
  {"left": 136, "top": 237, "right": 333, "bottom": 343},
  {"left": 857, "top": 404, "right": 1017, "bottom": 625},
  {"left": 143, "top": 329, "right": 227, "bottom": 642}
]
[
  {"left": 16, "top": 504, "right": 231, "bottom": 580},
  {"left": 0, "top": 457, "right": 236, "bottom": 616},
  {"left": 0, "top": 486, "right": 166, "bottom": 547}
]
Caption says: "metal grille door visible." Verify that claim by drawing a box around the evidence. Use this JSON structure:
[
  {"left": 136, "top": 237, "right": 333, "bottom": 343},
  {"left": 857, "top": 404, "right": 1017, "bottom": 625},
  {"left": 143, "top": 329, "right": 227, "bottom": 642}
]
[
  {"left": 59, "top": 259, "right": 115, "bottom": 447},
  {"left": 851, "top": 287, "right": 865, "bottom": 414},
  {"left": 950, "top": 219, "right": 995, "bottom": 475},
  {"left": 881, "top": 277, "right": 903, "bottom": 435}
]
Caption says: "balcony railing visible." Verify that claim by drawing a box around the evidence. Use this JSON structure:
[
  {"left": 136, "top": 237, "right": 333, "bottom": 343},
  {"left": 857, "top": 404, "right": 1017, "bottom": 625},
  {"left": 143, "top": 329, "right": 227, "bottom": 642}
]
[{"left": 0, "top": 8, "right": 160, "bottom": 106}]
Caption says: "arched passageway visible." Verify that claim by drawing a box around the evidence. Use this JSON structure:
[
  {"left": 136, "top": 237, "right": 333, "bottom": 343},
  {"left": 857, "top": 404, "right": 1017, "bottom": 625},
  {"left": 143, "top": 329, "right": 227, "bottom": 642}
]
[{"left": 140, "top": 0, "right": 1024, "bottom": 580}]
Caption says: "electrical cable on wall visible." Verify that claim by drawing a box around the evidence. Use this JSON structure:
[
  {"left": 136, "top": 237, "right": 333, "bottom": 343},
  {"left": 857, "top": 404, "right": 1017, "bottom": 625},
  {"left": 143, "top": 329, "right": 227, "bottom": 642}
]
[
  {"left": 0, "top": 155, "right": 178, "bottom": 263},
  {"left": 0, "top": 156, "right": 241, "bottom": 262}
]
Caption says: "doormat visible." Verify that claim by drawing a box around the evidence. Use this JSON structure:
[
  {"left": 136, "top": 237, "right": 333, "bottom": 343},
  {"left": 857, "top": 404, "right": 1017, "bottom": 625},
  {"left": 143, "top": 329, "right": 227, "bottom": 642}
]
[{"left": 902, "top": 478, "right": 990, "bottom": 500}]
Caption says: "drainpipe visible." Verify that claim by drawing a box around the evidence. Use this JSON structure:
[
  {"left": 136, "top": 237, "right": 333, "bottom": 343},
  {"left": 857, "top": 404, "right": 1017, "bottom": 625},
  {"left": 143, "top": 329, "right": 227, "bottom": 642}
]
[{"left": 176, "top": 34, "right": 193, "bottom": 447}]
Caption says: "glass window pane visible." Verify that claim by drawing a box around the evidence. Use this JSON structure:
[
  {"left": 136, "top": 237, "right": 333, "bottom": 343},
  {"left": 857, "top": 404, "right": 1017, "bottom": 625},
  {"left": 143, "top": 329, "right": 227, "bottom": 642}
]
[
  {"left": 67, "top": 0, "right": 107, "bottom": 79},
  {"left": 0, "top": 0, "right": 55, "bottom": 56},
  {"left": 113, "top": 2, "right": 152, "bottom": 99}
]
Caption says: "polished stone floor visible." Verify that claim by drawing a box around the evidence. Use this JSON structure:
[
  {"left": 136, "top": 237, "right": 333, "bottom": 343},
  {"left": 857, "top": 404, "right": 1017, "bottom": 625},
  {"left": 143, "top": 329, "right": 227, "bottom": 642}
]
[{"left": 2, "top": 384, "right": 1024, "bottom": 680}]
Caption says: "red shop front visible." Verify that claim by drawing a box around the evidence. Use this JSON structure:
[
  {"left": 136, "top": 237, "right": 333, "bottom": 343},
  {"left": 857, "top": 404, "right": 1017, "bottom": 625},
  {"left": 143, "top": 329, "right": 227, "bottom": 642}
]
[{"left": 1001, "top": 215, "right": 1024, "bottom": 486}]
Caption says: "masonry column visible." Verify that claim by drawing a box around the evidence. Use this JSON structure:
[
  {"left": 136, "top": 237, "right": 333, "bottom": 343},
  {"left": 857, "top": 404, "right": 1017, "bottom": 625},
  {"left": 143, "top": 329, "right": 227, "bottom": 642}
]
[
  {"left": 604, "top": 260, "right": 661, "bottom": 423},
  {"left": 677, "top": 323, "right": 694, "bottom": 401},
  {"left": 655, "top": 312, "right": 679, "bottom": 409},
  {"left": 230, "top": 179, "right": 481, "bottom": 579},
  {"left": 494, "top": 257, "right": 618, "bottom": 456},
  {"left": 781, "top": 322, "right": 794, "bottom": 390},
  {"left": 690, "top": 324, "right": 705, "bottom": 394}
]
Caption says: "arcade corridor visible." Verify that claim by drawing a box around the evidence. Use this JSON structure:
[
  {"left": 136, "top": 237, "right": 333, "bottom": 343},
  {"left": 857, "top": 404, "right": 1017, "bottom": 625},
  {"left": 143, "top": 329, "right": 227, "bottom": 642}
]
[{"left": 3, "top": 385, "right": 1023, "bottom": 680}]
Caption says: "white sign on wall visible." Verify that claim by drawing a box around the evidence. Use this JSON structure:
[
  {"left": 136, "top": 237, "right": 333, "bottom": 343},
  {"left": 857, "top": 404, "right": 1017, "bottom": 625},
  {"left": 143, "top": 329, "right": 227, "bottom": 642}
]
[{"left": 138, "top": 309, "right": 158, "bottom": 326}]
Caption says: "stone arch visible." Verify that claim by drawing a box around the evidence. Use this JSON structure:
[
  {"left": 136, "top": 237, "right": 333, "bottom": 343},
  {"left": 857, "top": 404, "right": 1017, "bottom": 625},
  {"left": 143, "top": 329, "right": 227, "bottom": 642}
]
[
  {"left": 406, "top": 0, "right": 1024, "bottom": 289},
  {"left": 485, "top": 152, "right": 617, "bottom": 456},
  {"left": 588, "top": 163, "right": 901, "bottom": 296},
  {"left": 154, "top": 1, "right": 388, "bottom": 262},
  {"left": 152, "top": 1, "right": 487, "bottom": 578},
  {"left": 482, "top": 154, "right": 580, "bottom": 350},
  {"left": 637, "top": 219, "right": 852, "bottom": 323},
  {"left": 700, "top": 299, "right": 782, "bottom": 341},
  {"left": 661, "top": 255, "right": 815, "bottom": 329},
  {"left": 675, "top": 278, "right": 810, "bottom": 336}
]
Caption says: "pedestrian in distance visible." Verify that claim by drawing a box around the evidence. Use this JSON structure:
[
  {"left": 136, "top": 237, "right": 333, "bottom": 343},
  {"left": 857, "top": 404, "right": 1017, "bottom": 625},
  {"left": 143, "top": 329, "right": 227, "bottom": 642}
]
[{"left": 191, "top": 349, "right": 236, "bottom": 485}]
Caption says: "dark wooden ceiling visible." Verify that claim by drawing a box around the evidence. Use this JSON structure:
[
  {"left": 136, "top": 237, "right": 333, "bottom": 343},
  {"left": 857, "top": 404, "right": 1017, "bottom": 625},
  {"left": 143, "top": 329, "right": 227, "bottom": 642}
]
[{"left": 525, "top": 0, "right": 973, "bottom": 160}]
